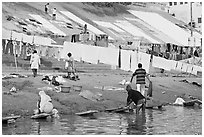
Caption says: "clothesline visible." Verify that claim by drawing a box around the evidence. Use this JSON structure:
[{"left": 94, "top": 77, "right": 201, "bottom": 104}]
[{"left": 60, "top": 42, "right": 201, "bottom": 75}]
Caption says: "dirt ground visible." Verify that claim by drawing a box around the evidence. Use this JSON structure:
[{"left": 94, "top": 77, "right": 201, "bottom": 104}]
[
  {"left": 2, "top": 67, "right": 202, "bottom": 118},
  {"left": 2, "top": 2, "right": 202, "bottom": 119}
]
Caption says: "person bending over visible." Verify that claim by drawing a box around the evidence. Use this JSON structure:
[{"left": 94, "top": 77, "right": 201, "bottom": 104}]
[
  {"left": 65, "top": 52, "right": 76, "bottom": 80},
  {"left": 126, "top": 85, "right": 146, "bottom": 114}
]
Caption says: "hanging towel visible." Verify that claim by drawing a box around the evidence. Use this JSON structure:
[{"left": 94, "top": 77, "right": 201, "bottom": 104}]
[
  {"left": 175, "top": 61, "right": 183, "bottom": 71},
  {"left": 139, "top": 52, "right": 150, "bottom": 73},
  {"left": 191, "top": 66, "right": 198, "bottom": 75},
  {"left": 181, "top": 62, "right": 188, "bottom": 72},
  {"left": 187, "top": 64, "right": 193, "bottom": 74},
  {"left": 130, "top": 50, "right": 139, "bottom": 72},
  {"left": 121, "top": 50, "right": 131, "bottom": 71}
]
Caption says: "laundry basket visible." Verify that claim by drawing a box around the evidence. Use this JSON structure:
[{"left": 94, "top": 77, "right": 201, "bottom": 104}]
[
  {"left": 73, "top": 85, "right": 82, "bottom": 92},
  {"left": 61, "top": 86, "right": 71, "bottom": 93}
]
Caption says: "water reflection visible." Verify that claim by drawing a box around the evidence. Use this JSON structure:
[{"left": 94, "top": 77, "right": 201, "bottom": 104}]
[{"left": 2, "top": 106, "right": 202, "bottom": 135}]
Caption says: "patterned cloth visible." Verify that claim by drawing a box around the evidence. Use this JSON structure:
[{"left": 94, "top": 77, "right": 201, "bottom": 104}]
[{"left": 132, "top": 68, "right": 146, "bottom": 84}]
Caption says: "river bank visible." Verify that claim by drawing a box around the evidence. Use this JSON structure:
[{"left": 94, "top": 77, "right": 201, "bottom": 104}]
[{"left": 2, "top": 68, "right": 202, "bottom": 118}]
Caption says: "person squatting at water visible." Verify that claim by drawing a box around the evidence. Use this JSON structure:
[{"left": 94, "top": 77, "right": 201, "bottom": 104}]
[
  {"left": 130, "top": 63, "right": 150, "bottom": 98},
  {"left": 30, "top": 50, "right": 41, "bottom": 77},
  {"left": 65, "top": 52, "right": 77, "bottom": 80},
  {"left": 126, "top": 85, "right": 146, "bottom": 114},
  {"left": 34, "top": 91, "right": 59, "bottom": 118}
]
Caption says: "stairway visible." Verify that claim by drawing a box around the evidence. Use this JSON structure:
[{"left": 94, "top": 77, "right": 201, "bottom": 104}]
[{"left": 2, "top": 54, "right": 115, "bottom": 74}]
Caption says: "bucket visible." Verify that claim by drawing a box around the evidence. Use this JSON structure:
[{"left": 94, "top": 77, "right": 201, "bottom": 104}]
[
  {"left": 61, "top": 86, "right": 71, "bottom": 93},
  {"left": 73, "top": 85, "right": 82, "bottom": 92}
]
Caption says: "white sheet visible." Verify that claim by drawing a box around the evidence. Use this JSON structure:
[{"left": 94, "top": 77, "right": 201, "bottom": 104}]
[
  {"left": 93, "top": 20, "right": 125, "bottom": 33},
  {"left": 121, "top": 50, "right": 131, "bottom": 71},
  {"left": 175, "top": 61, "right": 183, "bottom": 71},
  {"left": 191, "top": 66, "right": 198, "bottom": 75},
  {"left": 80, "top": 44, "right": 100, "bottom": 64},
  {"left": 62, "top": 42, "right": 119, "bottom": 66},
  {"left": 114, "top": 20, "right": 160, "bottom": 44},
  {"left": 130, "top": 51, "right": 139, "bottom": 72},
  {"left": 168, "top": 60, "right": 178, "bottom": 70},
  {"left": 124, "top": 17, "right": 180, "bottom": 45},
  {"left": 98, "top": 46, "right": 119, "bottom": 66},
  {"left": 61, "top": 42, "right": 83, "bottom": 61},
  {"left": 60, "top": 11, "right": 105, "bottom": 35},
  {"left": 186, "top": 64, "right": 193, "bottom": 73},
  {"left": 56, "top": 13, "right": 72, "bottom": 24},
  {"left": 128, "top": 10, "right": 201, "bottom": 46},
  {"left": 193, "top": 65, "right": 202, "bottom": 72},
  {"left": 181, "top": 62, "right": 188, "bottom": 72},
  {"left": 29, "top": 14, "right": 66, "bottom": 36},
  {"left": 139, "top": 52, "right": 150, "bottom": 73},
  {"left": 152, "top": 56, "right": 176, "bottom": 71}
]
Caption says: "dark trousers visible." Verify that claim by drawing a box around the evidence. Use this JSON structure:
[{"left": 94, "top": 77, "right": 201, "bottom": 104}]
[
  {"left": 32, "top": 69, "right": 37, "bottom": 77},
  {"left": 5, "top": 40, "right": 13, "bottom": 55},
  {"left": 2, "top": 39, "right": 6, "bottom": 54},
  {"left": 21, "top": 43, "right": 27, "bottom": 59}
]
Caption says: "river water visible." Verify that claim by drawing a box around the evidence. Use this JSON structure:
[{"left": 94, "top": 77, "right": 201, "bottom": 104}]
[{"left": 2, "top": 106, "right": 202, "bottom": 135}]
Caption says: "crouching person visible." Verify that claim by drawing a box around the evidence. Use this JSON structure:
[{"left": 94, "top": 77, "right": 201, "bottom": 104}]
[
  {"left": 126, "top": 85, "right": 146, "bottom": 114},
  {"left": 34, "top": 91, "right": 59, "bottom": 118},
  {"left": 37, "top": 91, "right": 53, "bottom": 114}
]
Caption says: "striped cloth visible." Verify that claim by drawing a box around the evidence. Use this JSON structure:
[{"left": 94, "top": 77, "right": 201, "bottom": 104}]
[{"left": 133, "top": 68, "right": 146, "bottom": 84}]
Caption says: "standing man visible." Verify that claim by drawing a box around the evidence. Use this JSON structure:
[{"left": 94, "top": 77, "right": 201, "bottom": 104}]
[
  {"left": 52, "top": 8, "right": 57, "bottom": 20},
  {"left": 130, "top": 63, "right": 150, "bottom": 97},
  {"left": 30, "top": 50, "right": 41, "bottom": 77},
  {"left": 45, "top": 3, "right": 49, "bottom": 14}
]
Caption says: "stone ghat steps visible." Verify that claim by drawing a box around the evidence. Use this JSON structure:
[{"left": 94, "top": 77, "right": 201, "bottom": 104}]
[{"left": 2, "top": 54, "right": 121, "bottom": 73}]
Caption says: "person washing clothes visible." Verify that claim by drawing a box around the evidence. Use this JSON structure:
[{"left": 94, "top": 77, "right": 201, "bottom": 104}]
[
  {"left": 126, "top": 85, "right": 146, "bottom": 114},
  {"left": 30, "top": 50, "right": 41, "bottom": 77},
  {"left": 37, "top": 91, "right": 53, "bottom": 114},
  {"left": 34, "top": 91, "right": 59, "bottom": 118},
  {"left": 130, "top": 63, "right": 150, "bottom": 98}
]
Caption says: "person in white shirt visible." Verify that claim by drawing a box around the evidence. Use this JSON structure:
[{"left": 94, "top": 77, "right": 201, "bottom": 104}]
[
  {"left": 37, "top": 90, "right": 53, "bottom": 114},
  {"left": 30, "top": 50, "right": 41, "bottom": 77}
]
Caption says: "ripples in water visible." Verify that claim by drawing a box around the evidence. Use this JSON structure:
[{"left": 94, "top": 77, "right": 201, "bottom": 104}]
[{"left": 2, "top": 105, "right": 202, "bottom": 135}]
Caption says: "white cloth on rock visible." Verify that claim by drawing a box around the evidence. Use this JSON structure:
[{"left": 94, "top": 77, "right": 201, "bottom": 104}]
[{"left": 173, "top": 97, "right": 185, "bottom": 105}]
